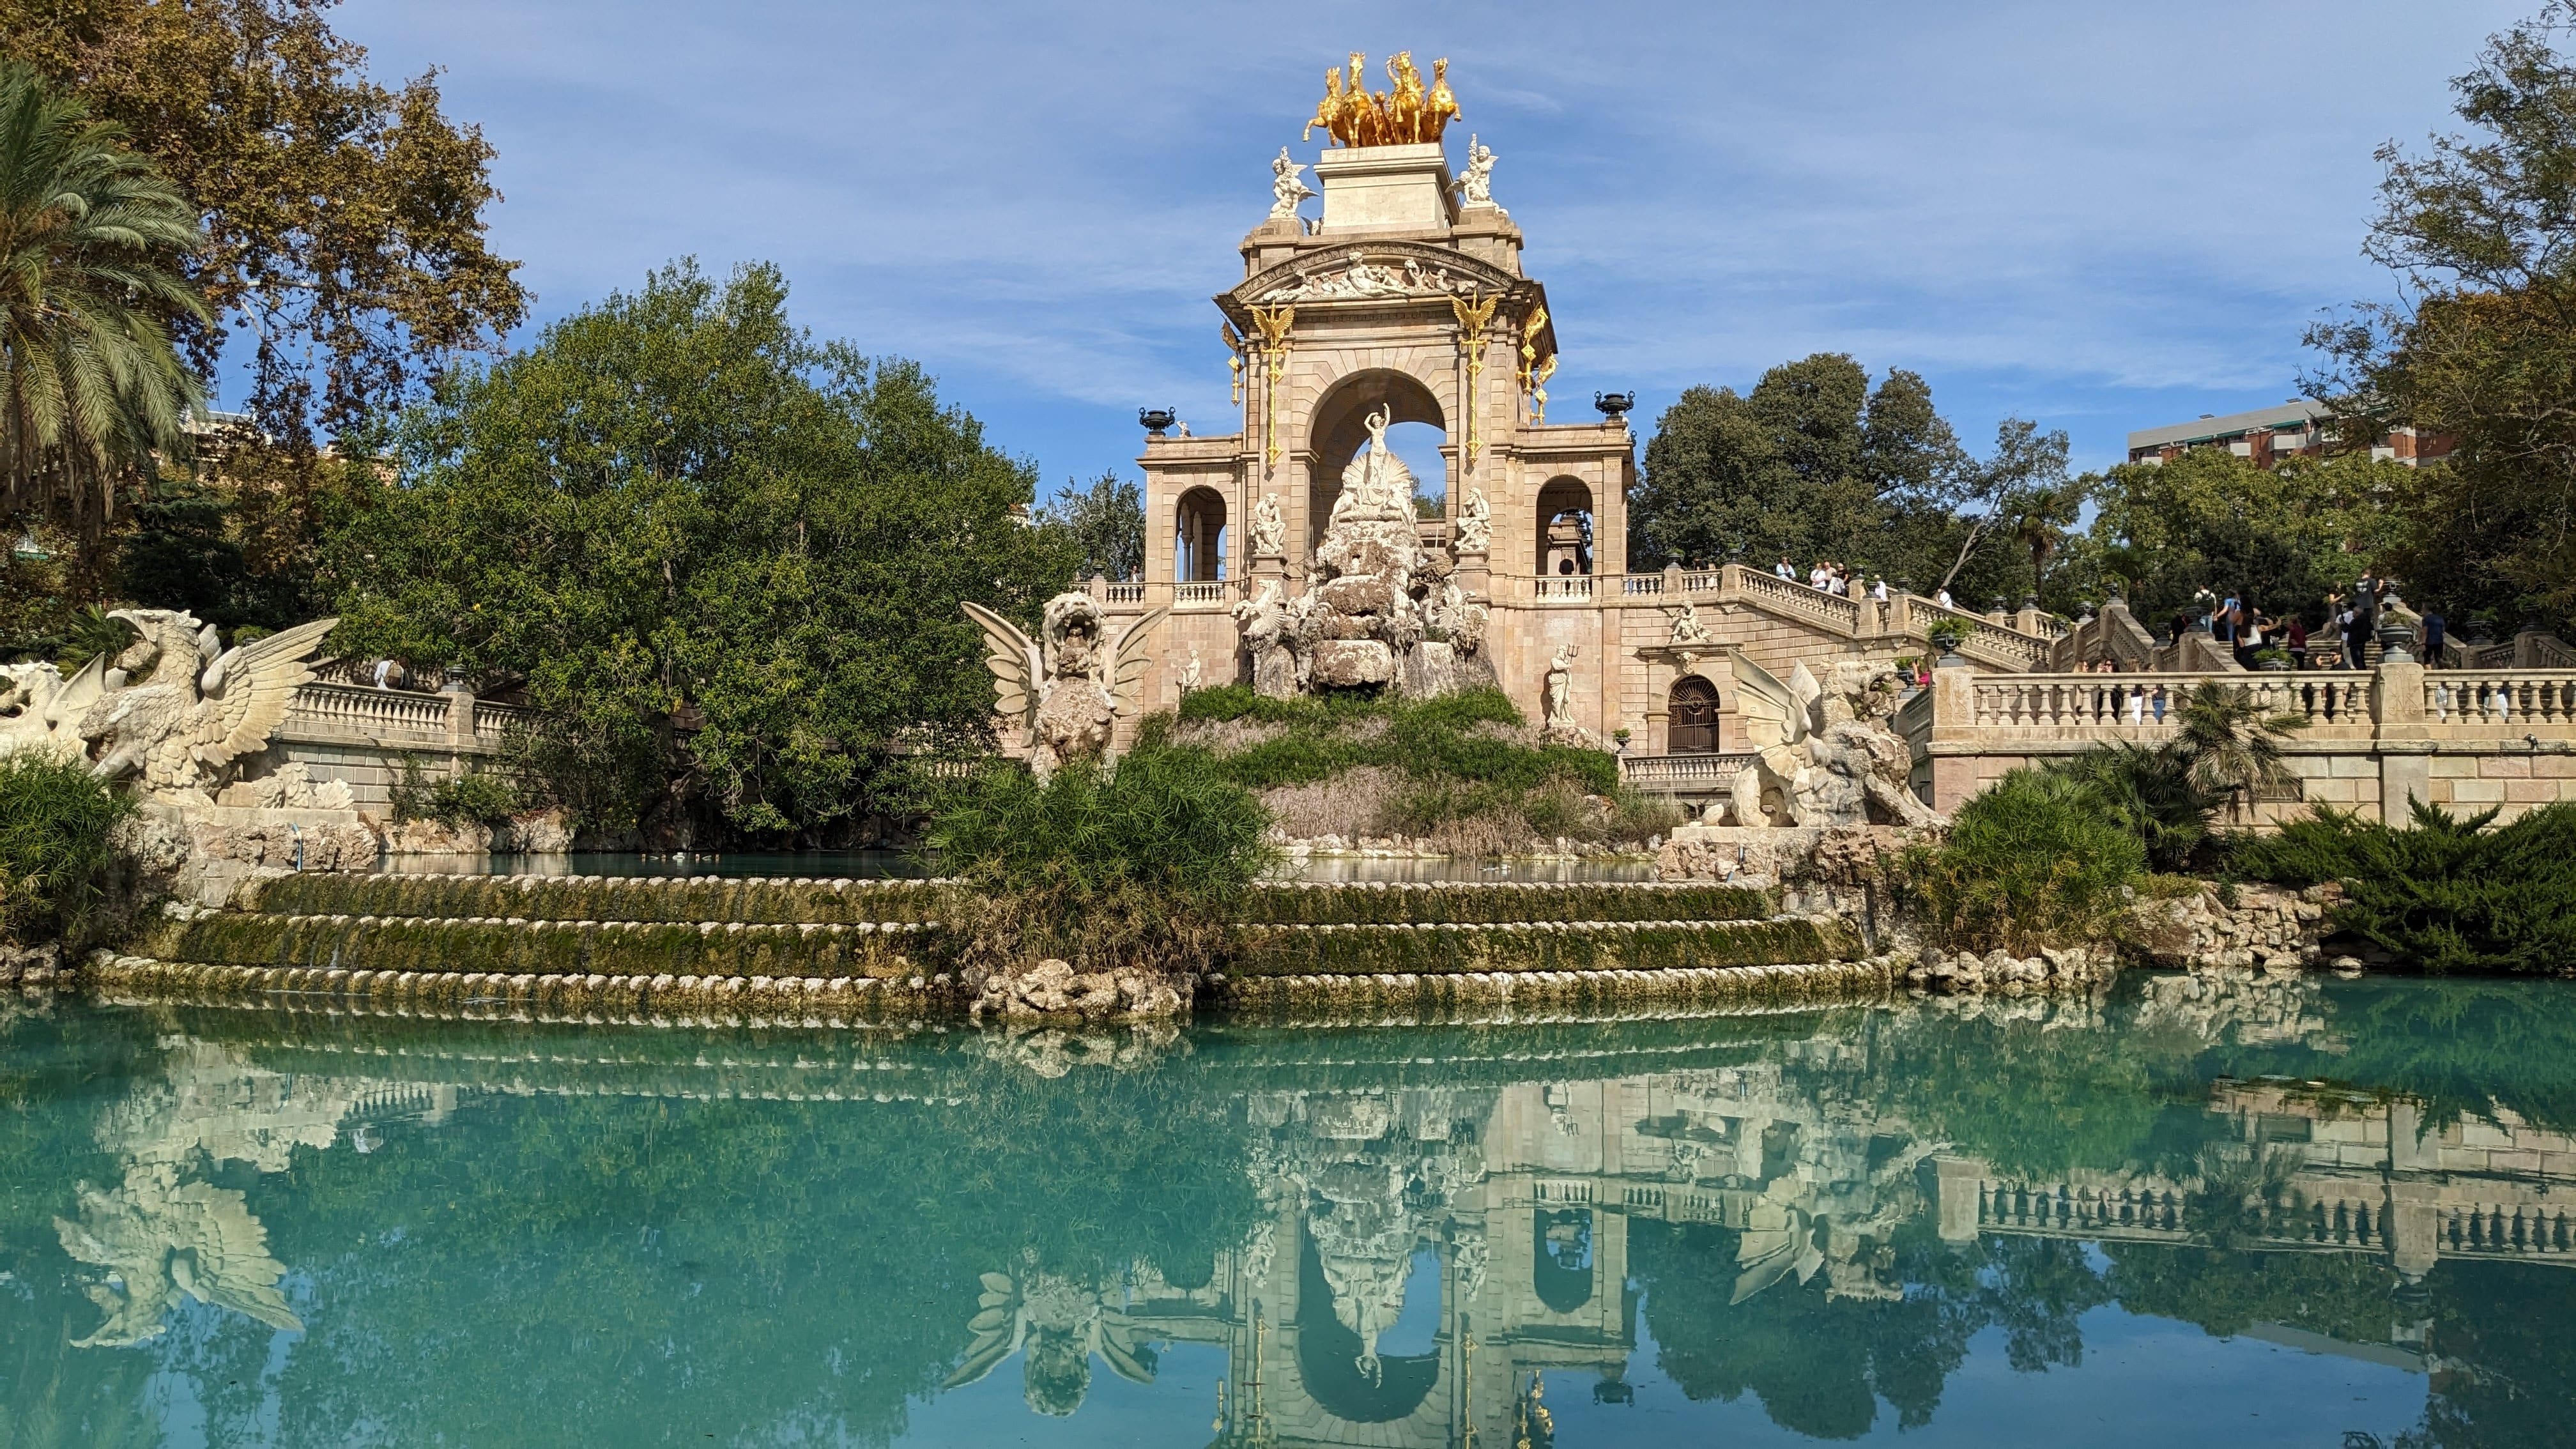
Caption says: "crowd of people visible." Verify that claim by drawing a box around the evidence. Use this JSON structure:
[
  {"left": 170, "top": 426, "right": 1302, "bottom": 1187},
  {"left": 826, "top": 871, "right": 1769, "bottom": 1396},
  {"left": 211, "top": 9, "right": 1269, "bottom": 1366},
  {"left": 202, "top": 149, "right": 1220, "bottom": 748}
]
[
  {"left": 2172, "top": 571, "right": 2441, "bottom": 671},
  {"left": 1775, "top": 557, "right": 1903, "bottom": 606}
]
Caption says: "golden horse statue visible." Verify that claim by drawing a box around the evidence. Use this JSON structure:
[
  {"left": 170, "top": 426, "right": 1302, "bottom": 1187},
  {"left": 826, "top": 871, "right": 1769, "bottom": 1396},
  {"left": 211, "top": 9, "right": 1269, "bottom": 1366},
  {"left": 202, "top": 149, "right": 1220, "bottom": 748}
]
[{"left": 1306, "top": 51, "right": 1460, "bottom": 147}]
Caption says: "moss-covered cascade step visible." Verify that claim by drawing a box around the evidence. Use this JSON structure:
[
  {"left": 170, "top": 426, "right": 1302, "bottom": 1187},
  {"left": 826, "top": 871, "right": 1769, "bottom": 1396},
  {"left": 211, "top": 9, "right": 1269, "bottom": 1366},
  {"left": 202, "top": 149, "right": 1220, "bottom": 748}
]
[
  {"left": 1218, "top": 958, "right": 1896, "bottom": 1017},
  {"left": 135, "top": 911, "right": 954, "bottom": 980},
  {"left": 1223, "top": 916, "right": 1857, "bottom": 977},
  {"left": 86, "top": 954, "right": 946, "bottom": 1025},
  {"left": 1231, "top": 881, "right": 1774, "bottom": 925},
  {"left": 241, "top": 873, "right": 956, "bottom": 926},
  {"left": 240, "top": 873, "right": 1778, "bottom": 928}
]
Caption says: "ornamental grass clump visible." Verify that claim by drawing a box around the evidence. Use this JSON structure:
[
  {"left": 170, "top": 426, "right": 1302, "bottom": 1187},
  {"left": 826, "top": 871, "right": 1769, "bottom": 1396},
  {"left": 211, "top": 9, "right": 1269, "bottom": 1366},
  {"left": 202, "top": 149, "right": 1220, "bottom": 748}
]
[
  {"left": 0, "top": 754, "right": 137, "bottom": 949},
  {"left": 1901, "top": 769, "right": 2147, "bottom": 954},
  {"left": 2227, "top": 800, "right": 2576, "bottom": 974},
  {"left": 925, "top": 739, "right": 1273, "bottom": 978}
]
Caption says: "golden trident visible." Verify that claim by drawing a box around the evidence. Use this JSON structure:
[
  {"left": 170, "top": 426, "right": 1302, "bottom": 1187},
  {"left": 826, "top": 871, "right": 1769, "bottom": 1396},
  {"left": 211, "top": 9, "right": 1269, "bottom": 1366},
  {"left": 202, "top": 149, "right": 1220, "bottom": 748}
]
[
  {"left": 1450, "top": 290, "right": 1499, "bottom": 470},
  {"left": 1220, "top": 321, "right": 1245, "bottom": 407},
  {"left": 1248, "top": 305, "right": 1295, "bottom": 471}
]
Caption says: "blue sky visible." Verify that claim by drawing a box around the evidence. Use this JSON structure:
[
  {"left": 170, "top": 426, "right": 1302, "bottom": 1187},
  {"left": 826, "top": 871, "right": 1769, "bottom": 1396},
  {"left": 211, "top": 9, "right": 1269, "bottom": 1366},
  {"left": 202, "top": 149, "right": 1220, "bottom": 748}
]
[{"left": 319, "top": 0, "right": 2534, "bottom": 495}]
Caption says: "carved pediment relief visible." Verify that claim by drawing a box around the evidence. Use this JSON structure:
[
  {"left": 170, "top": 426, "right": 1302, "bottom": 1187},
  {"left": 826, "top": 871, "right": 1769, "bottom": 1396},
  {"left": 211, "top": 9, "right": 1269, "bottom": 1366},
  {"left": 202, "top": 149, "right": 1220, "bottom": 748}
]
[{"left": 1230, "top": 243, "right": 1524, "bottom": 312}]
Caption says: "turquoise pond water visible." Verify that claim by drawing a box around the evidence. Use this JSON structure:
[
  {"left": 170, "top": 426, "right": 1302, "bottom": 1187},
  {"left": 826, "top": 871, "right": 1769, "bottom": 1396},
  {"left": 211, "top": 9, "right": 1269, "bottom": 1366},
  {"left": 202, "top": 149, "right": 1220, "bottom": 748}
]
[{"left": 2, "top": 976, "right": 2572, "bottom": 1447}]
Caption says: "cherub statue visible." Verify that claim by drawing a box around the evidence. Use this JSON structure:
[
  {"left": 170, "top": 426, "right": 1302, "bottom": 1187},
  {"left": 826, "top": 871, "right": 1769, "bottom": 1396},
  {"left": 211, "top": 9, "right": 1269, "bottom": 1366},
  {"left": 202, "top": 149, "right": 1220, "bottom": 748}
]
[
  {"left": 1455, "top": 487, "right": 1492, "bottom": 553},
  {"left": 1453, "top": 135, "right": 1499, "bottom": 208},
  {"left": 77, "top": 610, "right": 341, "bottom": 802},
  {"left": 1250, "top": 492, "right": 1286, "bottom": 557},
  {"left": 963, "top": 593, "right": 1169, "bottom": 781},
  {"left": 1268, "top": 147, "right": 1315, "bottom": 220}
]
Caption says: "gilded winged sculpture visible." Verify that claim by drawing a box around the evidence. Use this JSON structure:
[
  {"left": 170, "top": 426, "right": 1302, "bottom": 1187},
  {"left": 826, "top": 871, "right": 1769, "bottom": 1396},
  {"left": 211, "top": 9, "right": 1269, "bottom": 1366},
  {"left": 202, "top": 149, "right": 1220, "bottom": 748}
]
[
  {"left": 962, "top": 592, "right": 1169, "bottom": 781},
  {"left": 942, "top": 1266, "right": 1158, "bottom": 1416},
  {"left": 76, "top": 610, "right": 340, "bottom": 802}
]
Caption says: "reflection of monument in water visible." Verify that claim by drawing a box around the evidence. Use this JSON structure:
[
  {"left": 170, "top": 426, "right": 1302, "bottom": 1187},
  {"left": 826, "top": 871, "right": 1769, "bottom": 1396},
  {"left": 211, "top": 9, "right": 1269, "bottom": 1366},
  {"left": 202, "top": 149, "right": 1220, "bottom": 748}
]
[{"left": 49, "top": 984, "right": 2576, "bottom": 1443}]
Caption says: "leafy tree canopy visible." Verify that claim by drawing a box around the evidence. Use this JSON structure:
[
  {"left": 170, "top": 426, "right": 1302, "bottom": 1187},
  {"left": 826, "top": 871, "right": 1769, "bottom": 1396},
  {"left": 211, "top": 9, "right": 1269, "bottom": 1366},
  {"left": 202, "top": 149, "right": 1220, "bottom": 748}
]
[
  {"left": 1629, "top": 353, "right": 2075, "bottom": 611},
  {"left": 0, "top": 0, "right": 525, "bottom": 443},
  {"left": 2080, "top": 447, "right": 2402, "bottom": 630},
  {"left": 322, "top": 260, "right": 1078, "bottom": 840},
  {"left": 2308, "top": 2, "right": 2576, "bottom": 631},
  {"left": 1034, "top": 469, "right": 1144, "bottom": 581}
]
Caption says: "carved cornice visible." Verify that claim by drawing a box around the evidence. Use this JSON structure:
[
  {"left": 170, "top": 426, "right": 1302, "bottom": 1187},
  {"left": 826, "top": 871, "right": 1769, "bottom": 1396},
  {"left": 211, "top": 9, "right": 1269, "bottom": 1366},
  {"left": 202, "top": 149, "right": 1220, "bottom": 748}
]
[{"left": 1220, "top": 241, "right": 1541, "bottom": 332}]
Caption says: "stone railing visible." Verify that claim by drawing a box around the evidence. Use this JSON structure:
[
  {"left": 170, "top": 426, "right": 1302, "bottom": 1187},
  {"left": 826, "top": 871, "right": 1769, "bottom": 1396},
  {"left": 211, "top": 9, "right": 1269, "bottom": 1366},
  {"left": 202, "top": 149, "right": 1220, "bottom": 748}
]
[
  {"left": 282, "top": 684, "right": 460, "bottom": 743},
  {"left": 1173, "top": 580, "right": 1229, "bottom": 608},
  {"left": 1728, "top": 565, "right": 1862, "bottom": 632},
  {"left": 1620, "top": 751, "right": 1755, "bottom": 790},
  {"left": 2425, "top": 670, "right": 2576, "bottom": 726},
  {"left": 1912, "top": 597, "right": 2052, "bottom": 671},
  {"left": 1915, "top": 661, "right": 2576, "bottom": 822},
  {"left": 1964, "top": 671, "right": 2374, "bottom": 733},
  {"left": 1103, "top": 581, "right": 1147, "bottom": 604},
  {"left": 1533, "top": 575, "right": 1595, "bottom": 601}
]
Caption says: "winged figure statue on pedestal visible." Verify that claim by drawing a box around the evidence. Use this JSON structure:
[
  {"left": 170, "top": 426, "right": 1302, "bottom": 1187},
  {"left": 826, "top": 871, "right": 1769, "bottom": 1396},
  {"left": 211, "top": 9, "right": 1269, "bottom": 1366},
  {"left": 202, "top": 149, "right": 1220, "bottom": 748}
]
[{"left": 962, "top": 593, "right": 1169, "bottom": 781}]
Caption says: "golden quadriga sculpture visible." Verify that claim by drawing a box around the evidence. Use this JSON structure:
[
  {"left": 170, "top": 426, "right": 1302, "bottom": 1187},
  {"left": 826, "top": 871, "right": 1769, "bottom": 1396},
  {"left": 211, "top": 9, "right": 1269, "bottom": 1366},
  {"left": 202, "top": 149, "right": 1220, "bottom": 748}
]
[{"left": 1304, "top": 50, "right": 1460, "bottom": 148}]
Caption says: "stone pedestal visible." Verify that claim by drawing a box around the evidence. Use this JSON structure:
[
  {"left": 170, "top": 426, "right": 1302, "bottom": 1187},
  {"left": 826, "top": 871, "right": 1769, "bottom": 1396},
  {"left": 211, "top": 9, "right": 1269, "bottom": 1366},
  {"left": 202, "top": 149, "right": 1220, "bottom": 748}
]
[{"left": 1314, "top": 142, "right": 1455, "bottom": 233}]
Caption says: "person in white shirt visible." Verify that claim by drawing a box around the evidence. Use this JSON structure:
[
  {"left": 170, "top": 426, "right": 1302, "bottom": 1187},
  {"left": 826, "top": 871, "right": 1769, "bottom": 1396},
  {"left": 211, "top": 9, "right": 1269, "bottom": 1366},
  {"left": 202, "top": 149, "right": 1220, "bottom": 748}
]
[
  {"left": 1869, "top": 577, "right": 1889, "bottom": 602},
  {"left": 373, "top": 659, "right": 394, "bottom": 691},
  {"left": 1775, "top": 556, "right": 1795, "bottom": 581},
  {"left": 1809, "top": 564, "right": 1830, "bottom": 592},
  {"left": 1934, "top": 587, "right": 1954, "bottom": 609}
]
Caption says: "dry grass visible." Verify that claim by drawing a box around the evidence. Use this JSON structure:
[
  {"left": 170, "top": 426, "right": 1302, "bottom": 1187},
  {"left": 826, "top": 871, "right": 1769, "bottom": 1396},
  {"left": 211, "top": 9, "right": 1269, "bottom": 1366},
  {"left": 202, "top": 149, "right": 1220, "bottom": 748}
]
[{"left": 1260, "top": 765, "right": 1400, "bottom": 839}]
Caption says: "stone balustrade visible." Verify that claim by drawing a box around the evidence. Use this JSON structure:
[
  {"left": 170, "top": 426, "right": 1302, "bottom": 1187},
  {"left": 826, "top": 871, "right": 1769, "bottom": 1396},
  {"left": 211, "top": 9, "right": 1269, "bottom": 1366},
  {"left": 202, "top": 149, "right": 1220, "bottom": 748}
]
[
  {"left": 264, "top": 683, "right": 537, "bottom": 812},
  {"left": 1618, "top": 751, "right": 1756, "bottom": 790},
  {"left": 1917, "top": 661, "right": 2576, "bottom": 822}
]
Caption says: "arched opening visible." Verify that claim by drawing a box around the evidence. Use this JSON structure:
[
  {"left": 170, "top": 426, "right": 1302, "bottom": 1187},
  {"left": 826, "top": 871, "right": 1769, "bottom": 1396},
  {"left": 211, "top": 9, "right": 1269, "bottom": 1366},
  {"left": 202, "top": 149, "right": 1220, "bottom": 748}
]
[
  {"left": 1175, "top": 486, "right": 1227, "bottom": 582},
  {"left": 1532, "top": 1208, "right": 1597, "bottom": 1314},
  {"left": 1668, "top": 676, "right": 1722, "bottom": 753},
  {"left": 1305, "top": 369, "right": 1447, "bottom": 553},
  {"left": 1296, "top": 1227, "right": 1441, "bottom": 1423},
  {"left": 1537, "top": 477, "right": 1593, "bottom": 576}
]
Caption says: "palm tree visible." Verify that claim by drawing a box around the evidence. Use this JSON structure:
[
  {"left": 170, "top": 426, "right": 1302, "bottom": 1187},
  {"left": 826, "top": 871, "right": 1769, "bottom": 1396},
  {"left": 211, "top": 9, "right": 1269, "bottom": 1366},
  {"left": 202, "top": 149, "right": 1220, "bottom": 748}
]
[
  {"left": 2168, "top": 682, "right": 2307, "bottom": 799},
  {"left": 0, "top": 59, "right": 206, "bottom": 537}
]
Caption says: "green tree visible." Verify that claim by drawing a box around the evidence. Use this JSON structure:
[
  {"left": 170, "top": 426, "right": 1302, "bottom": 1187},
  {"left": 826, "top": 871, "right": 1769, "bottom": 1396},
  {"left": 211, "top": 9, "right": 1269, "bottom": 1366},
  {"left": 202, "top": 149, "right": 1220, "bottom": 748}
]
[
  {"left": 2082, "top": 448, "right": 2397, "bottom": 630},
  {"left": 1628, "top": 354, "right": 2063, "bottom": 611},
  {"left": 2308, "top": 3, "right": 2576, "bottom": 632},
  {"left": 323, "top": 260, "right": 1077, "bottom": 841},
  {"left": 0, "top": 59, "right": 204, "bottom": 540},
  {"left": 1036, "top": 470, "right": 1144, "bottom": 581}
]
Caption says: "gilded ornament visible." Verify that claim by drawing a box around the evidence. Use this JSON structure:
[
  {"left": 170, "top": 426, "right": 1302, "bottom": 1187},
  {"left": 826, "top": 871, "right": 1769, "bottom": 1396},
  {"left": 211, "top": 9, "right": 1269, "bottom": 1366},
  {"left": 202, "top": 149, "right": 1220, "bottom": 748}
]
[
  {"left": 1248, "top": 304, "right": 1296, "bottom": 470},
  {"left": 1305, "top": 51, "right": 1460, "bottom": 146},
  {"left": 1449, "top": 289, "right": 1499, "bottom": 470}
]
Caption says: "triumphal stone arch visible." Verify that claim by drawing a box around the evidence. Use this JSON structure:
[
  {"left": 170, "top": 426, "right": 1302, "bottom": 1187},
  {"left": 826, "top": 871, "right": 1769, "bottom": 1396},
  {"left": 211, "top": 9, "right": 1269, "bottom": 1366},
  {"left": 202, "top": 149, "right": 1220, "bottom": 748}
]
[{"left": 1104, "top": 54, "right": 2059, "bottom": 780}]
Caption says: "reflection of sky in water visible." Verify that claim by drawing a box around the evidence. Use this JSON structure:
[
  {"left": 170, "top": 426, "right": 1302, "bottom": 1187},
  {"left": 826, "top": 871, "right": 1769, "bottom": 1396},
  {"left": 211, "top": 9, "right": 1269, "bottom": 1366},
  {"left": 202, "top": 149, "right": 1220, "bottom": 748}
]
[{"left": 3, "top": 976, "right": 2569, "bottom": 1447}]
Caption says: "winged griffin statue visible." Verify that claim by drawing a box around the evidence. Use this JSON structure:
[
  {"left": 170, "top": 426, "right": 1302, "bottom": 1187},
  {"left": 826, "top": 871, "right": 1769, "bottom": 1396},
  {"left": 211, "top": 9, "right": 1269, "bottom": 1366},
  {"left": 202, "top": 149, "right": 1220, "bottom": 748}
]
[
  {"left": 963, "top": 593, "right": 1169, "bottom": 781},
  {"left": 33, "top": 610, "right": 340, "bottom": 803},
  {"left": 1725, "top": 650, "right": 1940, "bottom": 829}
]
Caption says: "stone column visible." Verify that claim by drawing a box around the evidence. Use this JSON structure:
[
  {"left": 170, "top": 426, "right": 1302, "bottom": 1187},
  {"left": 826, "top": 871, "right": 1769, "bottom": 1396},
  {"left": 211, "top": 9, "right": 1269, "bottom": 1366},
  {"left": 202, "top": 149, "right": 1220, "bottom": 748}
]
[
  {"left": 1933, "top": 1156, "right": 1985, "bottom": 1243},
  {"left": 443, "top": 681, "right": 476, "bottom": 780},
  {"left": 2373, "top": 659, "right": 2430, "bottom": 824},
  {"left": 1927, "top": 665, "right": 1983, "bottom": 815}
]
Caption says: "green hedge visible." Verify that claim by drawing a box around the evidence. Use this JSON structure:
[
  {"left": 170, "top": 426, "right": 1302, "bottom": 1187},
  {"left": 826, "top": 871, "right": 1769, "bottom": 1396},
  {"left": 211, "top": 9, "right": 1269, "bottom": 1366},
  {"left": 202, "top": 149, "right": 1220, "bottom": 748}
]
[
  {"left": 2227, "top": 800, "right": 2576, "bottom": 973},
  {"left": 1224, "top": 918, "right": 1853, "bottom": 977},
  {"left": 143, "top": 914, "right": 942, "bottom": 979}
]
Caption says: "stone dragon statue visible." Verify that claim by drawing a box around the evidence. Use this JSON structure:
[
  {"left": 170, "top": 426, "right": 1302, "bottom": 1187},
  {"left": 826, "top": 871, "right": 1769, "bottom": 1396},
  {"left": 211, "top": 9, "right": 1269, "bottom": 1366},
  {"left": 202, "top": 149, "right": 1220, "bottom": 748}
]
[
  {"left": 63, "top": 609, "right": 341, "bottom": 803},
  {"left": 962, "top": 593, "right": 1169, "bottom": 782}
]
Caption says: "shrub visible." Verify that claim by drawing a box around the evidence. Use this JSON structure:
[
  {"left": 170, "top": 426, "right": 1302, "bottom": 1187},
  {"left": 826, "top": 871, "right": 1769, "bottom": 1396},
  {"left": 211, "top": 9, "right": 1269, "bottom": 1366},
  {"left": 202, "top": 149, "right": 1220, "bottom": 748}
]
[
  {"left": 0, "top": 755, "right": 137, "bottom": 949},
  {"left": 1901, "top": 769, "right": 2147, "bottom": 953},
  {"left": 2227, "top": 800, "right": 2576, "bottom": 973},
  {"left": 924, "top": 740, "right": 1273, "bottom": 977},
  {"left": 2044, "top": 742, "right": 2221, "bottom": 871},
  {"left": 390, "top": 755, "right": 522, "bottom": 829}
]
